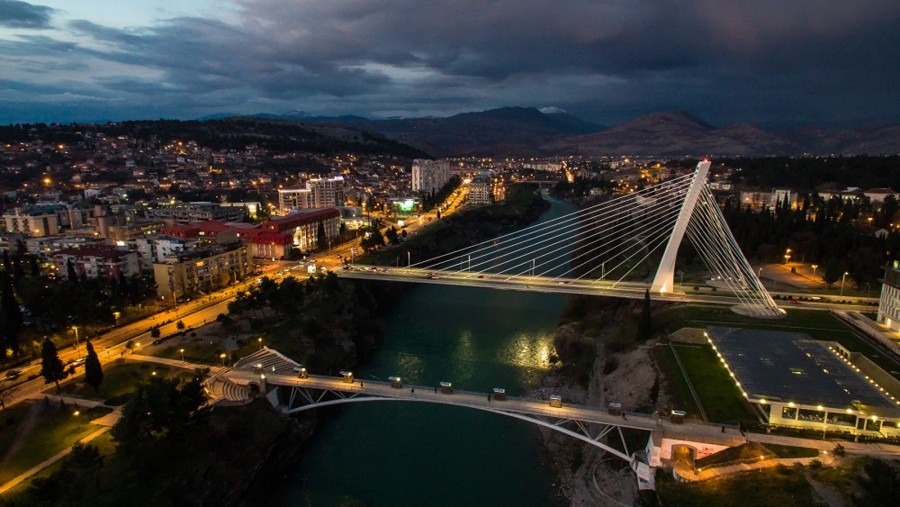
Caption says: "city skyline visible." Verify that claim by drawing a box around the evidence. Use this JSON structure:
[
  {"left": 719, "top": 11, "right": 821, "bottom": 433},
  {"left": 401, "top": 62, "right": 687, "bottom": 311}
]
[{"left": 1, "top": 0, "right": 899, "bottom": 129}]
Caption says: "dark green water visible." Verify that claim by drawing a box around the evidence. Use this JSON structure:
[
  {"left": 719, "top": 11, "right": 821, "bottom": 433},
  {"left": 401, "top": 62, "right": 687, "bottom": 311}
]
[{"left": 279, "top": 198, "right": 576, "bottom": 506}]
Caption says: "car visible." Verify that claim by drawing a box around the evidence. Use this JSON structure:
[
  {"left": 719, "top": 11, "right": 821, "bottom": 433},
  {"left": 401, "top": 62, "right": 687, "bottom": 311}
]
[
  {"left": 3, "top": 369, "right": 22, "bottom": 381},
  {"left": 72, "top": 357, "right": 86, "bottom": 367}
]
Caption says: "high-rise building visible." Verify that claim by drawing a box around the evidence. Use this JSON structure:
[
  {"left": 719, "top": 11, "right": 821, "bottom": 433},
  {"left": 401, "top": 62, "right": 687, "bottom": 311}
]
[
  {"left": 278, "top": 176, "right": 345, "bottom": 214},
  {"left": 411, "top": 159, "right": 451, "bottom": 194},
  {"left": 467, "top": 172, "right": 494, "bottom": 206}
]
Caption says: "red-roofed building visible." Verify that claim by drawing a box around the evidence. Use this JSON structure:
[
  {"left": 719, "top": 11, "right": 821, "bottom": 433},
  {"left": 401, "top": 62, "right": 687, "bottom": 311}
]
[
  {"left": 257, "top": 208, "right": 340, "bottom": 255},
  {"left": 51, "top": 245, "right": 141, "bottom": 280},
  {"left": 155, "top": 208, "right": 340, "bottom": 260}
]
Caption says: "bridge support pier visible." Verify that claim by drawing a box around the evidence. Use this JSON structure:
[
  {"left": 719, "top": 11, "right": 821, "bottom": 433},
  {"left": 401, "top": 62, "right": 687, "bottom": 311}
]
[{"left": 651, "top": 161, "right": 710, "bottom": 294}]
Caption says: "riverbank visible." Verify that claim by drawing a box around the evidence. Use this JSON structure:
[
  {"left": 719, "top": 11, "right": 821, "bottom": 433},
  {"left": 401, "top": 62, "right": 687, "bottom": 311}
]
[{"left": 536, "top": 295, "right": 675, "bottom": 506}]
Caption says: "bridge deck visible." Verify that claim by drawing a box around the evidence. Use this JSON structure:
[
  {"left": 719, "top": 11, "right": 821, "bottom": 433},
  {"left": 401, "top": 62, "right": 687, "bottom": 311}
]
[
  {"left": 338, "top": 266, "right": 743, "bottom": 304},
  {"left": 225, "top": 370, "right": 745, "bottom": 446}
]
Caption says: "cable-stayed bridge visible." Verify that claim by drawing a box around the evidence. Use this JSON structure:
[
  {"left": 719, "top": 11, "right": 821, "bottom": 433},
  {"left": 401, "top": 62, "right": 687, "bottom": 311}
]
[{"left": 342, "top": 161, "right": 783, "bottom": 318}]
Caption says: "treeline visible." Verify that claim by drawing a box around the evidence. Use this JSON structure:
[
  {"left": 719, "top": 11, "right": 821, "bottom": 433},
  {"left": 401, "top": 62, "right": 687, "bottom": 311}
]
[
  {"left": 226, "top": 273, "right": 383, "bottom": 372},
  {"left": 0, "top": 240, "right": 155, "bottom": 361},
  {"left": 722, "top": 156, "right": 900, "bottom": 192},
  {"left": 721, "top": 196, "right": 900, "bottom": 289}
]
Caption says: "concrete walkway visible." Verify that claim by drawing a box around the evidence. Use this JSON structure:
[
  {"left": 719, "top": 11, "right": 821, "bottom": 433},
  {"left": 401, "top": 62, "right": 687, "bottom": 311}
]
[
  {"left": 746, "top": 431, "right": 900, "bottom": 459},
  {"left": 126, "top": 354, "right": 221, "bottom": 371}
]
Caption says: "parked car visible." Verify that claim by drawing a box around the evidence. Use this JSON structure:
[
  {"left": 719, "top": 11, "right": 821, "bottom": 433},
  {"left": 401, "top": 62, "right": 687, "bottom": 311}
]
[{"left": 3, "top": 369, "right": 22, "bottom": 381}]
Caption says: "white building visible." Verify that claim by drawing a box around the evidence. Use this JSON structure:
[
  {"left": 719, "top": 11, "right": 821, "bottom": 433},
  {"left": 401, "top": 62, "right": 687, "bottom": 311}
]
[
  {"left": 277, "top": 176, "right": 345, "bottom": 214},
  {"left": 468, "top": 172, "right": 494, "bottom": 206},
  {"left": 411, "top": 159, "right": 451, "bottom": 194},
  {"left": 878, "top": 261, "right": 900, "bottom": 333}
]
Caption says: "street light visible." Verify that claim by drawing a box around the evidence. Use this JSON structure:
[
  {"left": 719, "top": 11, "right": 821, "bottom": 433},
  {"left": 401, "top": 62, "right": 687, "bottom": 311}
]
[
  {"left": 180, "top": 348, "right": 185, "bottom": 362},
  {"left": 219, "top": 353, "right": 227, "bottom": 366},
  {"left": 258, "top": 337, "right": 263, "bottom": 350},
  {"left": 71, "top": 326, "right": 80, "bottom": 357},
  {"left": 841, "top": 272, "right": 849, "bottom": 296},
  {"left": 812, "top": 264, "right": 818, "bottom": 278},
  {"left": 784, "top": 248, "right": 791, "bottom": 264}
]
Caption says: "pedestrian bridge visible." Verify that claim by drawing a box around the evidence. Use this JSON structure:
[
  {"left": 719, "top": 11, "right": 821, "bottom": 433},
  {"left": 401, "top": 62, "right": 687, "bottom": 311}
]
[{"left": 207, "top": 347, "right": 746, "bottom": 487}]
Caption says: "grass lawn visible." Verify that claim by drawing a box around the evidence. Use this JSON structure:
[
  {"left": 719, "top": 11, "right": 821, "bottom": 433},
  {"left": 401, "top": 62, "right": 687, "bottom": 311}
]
[
  {"left": 153, "top": 338, "right": 230, "bottom": 365},
  {"left": 651, "top": 345, "right": 702, "bottom": 419},
  {"left": 672, "top": 344, "right": 756, "bottom": 424},
  {"left": 0, "top": 402, "right": 111, "bottom": 485},
  {"left": 657, "top": 465, "right": 817, "bottom": 506},
  {"left": 58, "top": 362, "right": 198, "bottom": 405}
]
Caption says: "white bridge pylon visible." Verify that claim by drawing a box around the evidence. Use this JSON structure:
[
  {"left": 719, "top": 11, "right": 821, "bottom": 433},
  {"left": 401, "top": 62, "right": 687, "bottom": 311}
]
[{"left": 408, "top": 160, "right": 781, "bottom": 319}]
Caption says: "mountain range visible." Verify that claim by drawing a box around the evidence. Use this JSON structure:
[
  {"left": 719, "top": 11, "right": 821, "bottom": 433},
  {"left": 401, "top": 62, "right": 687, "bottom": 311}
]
[{"left": 213, "top": 108, "right": 900, "bottom": 158}]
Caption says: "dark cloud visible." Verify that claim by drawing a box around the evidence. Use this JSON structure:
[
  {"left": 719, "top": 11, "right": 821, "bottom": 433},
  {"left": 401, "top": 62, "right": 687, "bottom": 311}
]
[
  {"left": 1, "top": 0, "right": 898, "bottom": 128},
  {"left": 0, "top": 0, "right": 54, "bottom": 29}
]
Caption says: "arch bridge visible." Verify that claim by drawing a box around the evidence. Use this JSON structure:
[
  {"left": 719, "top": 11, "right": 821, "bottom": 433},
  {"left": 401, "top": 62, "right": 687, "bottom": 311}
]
[{"left": 208, "top": 350, "right": 746, "bottom": 485}]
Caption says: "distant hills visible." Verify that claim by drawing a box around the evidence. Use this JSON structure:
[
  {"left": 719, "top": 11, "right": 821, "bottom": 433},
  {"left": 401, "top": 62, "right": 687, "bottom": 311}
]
[
  {"left": 213, "top": 108, "right": 899, "bottom": 158},
  {"left": 542, "top": 111, "right": 900, "bottom": 157}
]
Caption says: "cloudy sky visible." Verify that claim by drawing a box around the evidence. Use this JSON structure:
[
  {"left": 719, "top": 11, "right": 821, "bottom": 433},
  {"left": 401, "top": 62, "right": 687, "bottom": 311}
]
[{"left": 1, "top": 0, "right": 898, "bottom": 128}]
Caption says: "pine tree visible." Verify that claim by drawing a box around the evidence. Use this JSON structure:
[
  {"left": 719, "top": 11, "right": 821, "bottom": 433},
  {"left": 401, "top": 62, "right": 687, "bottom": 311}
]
[
  {"left": 40, "top": 338, "right": 65, "bottom": 392},
  {"left": 638, "top": 289, "right": 653, "bottom": 339},
  {"left": 66, "top": 258, "right": 78, "bottom": 281},
  {"left": 28, "top": 256, "right": 39, "bottom": 277},
  {"left": 316, "top": 222, "right": 328, "bottom": 251},
  {"left": 83, "top": 341, "right": 103, "bottom": 393},
  {"left": 0, "top": 274, "right": 22, "bottom": 354}
]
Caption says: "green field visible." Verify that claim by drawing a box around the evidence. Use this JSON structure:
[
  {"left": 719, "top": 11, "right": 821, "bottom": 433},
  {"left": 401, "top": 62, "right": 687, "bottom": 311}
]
[
  {"left": 58, "top": 362, "right": 198, "bottom": 405},
  {"left": 0, "top": 402, "right": 111, "bottom": 485},
  {"left": 671, "top": 344, "right": 756, "bottom": 423}
]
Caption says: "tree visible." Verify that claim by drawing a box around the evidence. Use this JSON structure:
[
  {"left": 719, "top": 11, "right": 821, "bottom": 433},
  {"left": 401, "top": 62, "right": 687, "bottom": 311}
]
[
  {"left": 385, "top": 226, "right": 399, "bottom": 245},
  {"left": 40, "top": 338, "right": 65, "bottom": 391},
  {"left": 150, "top": 327, "right": 161, "bottom": 339},
  {"left": 83, "top": 340, "right": 103, "bottom": 393},
  {"left": 66, "top": 258, "right": 78, "bottom": 281},
  {"left": 176, "top": 320, "right": 186, "bottom": 332},
  {"left": 316, "top": 221, "right": 328, "bottom": 251},
  {"left": 638, "top": 289, "right": 653, "bottom": 339},
  {"left": 111, "top": 376, "right": 209, "bottom": 450},
  {"left": 0, "top": 274, "right": 22, "bottom": 355}
]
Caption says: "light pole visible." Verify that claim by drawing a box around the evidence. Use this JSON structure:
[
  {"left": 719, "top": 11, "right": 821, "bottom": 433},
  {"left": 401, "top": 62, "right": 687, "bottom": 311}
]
[
  {"left": 180, "top": 348, "right": 185, "bottom": 362},
  {"left": 220, "top": 353, "right": 227, "bottom": 366},
  {"left": 407, "top": 251, "right": 411, "bottom": 267},
  {"left": 812, "top": 264, "right": 818, "bottom": 278},
  {"left": 258, "top": 337, "right": 263, "bottom": 350},
  {"left": 841, "top": 272, "right": 849, "bottom": 296},
  {"left": 71, "top": 326, "right": 80, "bottom": 357}
]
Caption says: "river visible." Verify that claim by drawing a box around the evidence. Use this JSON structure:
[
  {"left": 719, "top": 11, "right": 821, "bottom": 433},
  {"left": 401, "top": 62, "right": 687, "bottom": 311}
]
[{"left": 277, "top": 196, "right": 577, "bottom": 506}]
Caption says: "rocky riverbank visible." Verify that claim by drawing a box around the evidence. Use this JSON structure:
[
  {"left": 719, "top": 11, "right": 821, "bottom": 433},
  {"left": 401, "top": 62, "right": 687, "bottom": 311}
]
[{"left": 535, "top": 296, "right": 675, "bottom": 506}]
